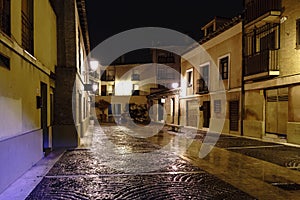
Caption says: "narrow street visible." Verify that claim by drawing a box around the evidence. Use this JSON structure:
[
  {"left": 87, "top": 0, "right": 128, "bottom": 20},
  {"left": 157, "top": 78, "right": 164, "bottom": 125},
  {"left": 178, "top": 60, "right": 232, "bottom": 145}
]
[{"left": 21, "top": 124, "right": 300, "bottom": 199}]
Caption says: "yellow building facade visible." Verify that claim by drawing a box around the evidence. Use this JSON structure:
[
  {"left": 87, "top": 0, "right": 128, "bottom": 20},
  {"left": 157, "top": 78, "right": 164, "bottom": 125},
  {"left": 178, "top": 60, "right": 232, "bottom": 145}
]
[
  {"left": 243, "top": 0, "right": 300, "bottom": 144},
  {"left": 0, "top": 0, "right": 56, "bottom": 193}
]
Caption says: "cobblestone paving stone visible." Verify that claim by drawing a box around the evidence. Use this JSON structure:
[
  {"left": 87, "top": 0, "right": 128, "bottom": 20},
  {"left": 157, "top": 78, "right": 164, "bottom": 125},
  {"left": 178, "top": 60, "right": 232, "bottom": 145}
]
[{"left": 26, "top": 125, "right": 255, "bottom": 199}]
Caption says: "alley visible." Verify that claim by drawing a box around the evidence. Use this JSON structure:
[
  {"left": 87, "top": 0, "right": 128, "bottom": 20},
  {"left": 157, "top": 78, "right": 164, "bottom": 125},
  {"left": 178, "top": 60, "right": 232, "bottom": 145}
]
[
  {"left": 24, "top": 125, "right": 255, "bottom": 199},
  {"left": 15, "top": 124, "right": 300, "bottom": 199}
]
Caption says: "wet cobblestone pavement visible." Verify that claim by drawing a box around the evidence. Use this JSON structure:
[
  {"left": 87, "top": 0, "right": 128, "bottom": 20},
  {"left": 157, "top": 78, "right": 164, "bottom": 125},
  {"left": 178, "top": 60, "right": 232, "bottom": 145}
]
[
  {"left": 193, "top": 131, "right": 300, "bottom": 171},
  {"left": 26, "top": 125, "right": 254, "bottom": 199}
]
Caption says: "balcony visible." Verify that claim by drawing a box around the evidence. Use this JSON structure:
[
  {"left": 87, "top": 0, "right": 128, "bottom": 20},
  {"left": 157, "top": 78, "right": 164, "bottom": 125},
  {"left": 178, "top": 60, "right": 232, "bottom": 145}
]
[
  {"left": 244, "top": 50, "right": 279, "bottom": 81},
  {"left": 245, "top": 0, "right": 281, "bottom": 28},
  {"left": 89, "top": 71, "right": 100, "bottom": 80},
  {"left": 101, "top": 75, "right": 115, "bottom": 81},
  {"left": 196, "top": 79, "right": 209, "bottom": 94},
  {"left": 131, "top": 74, "right": 140, "bottom": 81}
]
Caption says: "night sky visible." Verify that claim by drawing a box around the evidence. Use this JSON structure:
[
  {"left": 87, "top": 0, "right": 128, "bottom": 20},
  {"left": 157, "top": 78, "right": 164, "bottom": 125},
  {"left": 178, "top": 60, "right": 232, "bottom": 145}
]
[{"left": 86, "top": 0, "right": 244, "bottom": 50}]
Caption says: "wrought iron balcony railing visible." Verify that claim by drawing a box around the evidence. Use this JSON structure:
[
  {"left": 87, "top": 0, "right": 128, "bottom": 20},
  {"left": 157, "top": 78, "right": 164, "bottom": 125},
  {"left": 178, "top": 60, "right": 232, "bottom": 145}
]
[
  {"left": 244, "top": 49, "right": 279, "bottom": 77},
  {"left": 101, "top": 75, "right": 115, "bottom": 81}
]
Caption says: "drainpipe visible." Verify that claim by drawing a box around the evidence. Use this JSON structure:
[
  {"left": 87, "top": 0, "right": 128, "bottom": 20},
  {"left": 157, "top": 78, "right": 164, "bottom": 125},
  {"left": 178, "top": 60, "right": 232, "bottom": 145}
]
[{"left": 241, "top": 8, "right": 246, "bottom": 136}]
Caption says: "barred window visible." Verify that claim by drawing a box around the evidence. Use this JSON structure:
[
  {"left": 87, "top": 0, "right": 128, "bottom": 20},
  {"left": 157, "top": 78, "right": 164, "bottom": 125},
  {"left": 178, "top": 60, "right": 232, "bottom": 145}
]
[
  {"left": 22, "top": 0, "right": 34, "bottom": 54},
  {"left": 0, "top": 0, "right": 10, "bottom": 35}
]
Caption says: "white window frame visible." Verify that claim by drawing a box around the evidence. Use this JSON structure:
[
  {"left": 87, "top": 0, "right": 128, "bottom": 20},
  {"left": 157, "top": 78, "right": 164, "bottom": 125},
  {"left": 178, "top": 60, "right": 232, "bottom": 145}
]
[
  {"left": 186, "top": 68, "right": 193, "bottom": 87},
  {"left": 199, "top": 62, "right": 210, "bottom": 90}
]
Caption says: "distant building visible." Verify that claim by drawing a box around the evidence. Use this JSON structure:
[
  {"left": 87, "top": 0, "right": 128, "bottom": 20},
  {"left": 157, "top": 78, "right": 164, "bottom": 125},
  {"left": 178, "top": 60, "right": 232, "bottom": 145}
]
[
  {"left": 95, "top": 48, "right": 181, "bottom": 124},
  {"left": 96, "top": 63, "right": 149, "bottom": 123},
  {"left": 243, "top": 0, "right": 300, "bottom": 144},
  {"left": 0, "top": 0, "right": 57, "bottom": 193},
  {"left": 147, "top": 48, "right": 181, "bottom": 124}
]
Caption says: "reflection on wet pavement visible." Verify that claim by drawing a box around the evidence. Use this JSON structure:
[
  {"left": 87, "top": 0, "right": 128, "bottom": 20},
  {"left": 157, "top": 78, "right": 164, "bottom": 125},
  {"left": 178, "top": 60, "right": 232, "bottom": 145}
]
[{"left": 26, "top": 125, "right": 254, "bottom": 199}]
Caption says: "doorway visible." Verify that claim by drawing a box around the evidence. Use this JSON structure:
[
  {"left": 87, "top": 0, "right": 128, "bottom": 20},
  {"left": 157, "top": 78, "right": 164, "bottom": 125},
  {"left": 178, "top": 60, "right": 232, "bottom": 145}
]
[
  {"left": 266, "top": 88, "right": 288, "bottom": 136},
  {"left": 203, "top": 101, "right": 210, "bottom": 128},
  {"left": 171, "top": 98, "right": 175, "bottom": 123},
  {"left": 229, "top": 101, "right": 239, "bottom": 131},
  {"left": 40, "top": 82, "right": 48, "bottom": 153}
]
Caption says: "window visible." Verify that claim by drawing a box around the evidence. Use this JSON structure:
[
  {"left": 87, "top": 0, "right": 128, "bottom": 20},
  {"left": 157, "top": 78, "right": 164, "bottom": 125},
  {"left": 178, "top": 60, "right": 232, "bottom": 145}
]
[
  {"left": 0, "top": 53, "right": 10, "bottom": 70},
  {"left": 297, "top": 19, "right": 300, "bottom": 49},
  {"left": 101, "top": 70, "right": 115, "bottom": 81},
  {"left": 132, "top": 84, "right": 139, "bottom": 96},
  {"left": 109, "top": 104, "right": 121, "bottom": 115},
  {"left": 22, "top": 0, "right": 34, "bottom": 54},
  {"left": 207, "top": 25, "right": 214, "bottom": 35},
  {"left": 157, "top": 67, "right": 175, "bottom": 80},
  {"left": 244, "top": 23, "right": 280, "bottom": 56},
  {"left": 83, "top": 97, "right": 86, "bottom": 119},
  {"left": 219, "top": 56, "right": 229, "bottom": 80},
  {"left": 214, "top": 100, "right": 221, "bottom": 113},
  {"left": 0, "top": 0, "right": 10, "bottom": 35},
  {"left": 200, "top": 64, "right": 209, "bottom": 87},
  {"left": 78, "top": 28, "right": 82, "bottom": 73},
  {"left": 187, "top": 69, "right": 193, "bottom": 87},
  {"left": 132, "top": 69, "right": 140, "bottom": 80}
]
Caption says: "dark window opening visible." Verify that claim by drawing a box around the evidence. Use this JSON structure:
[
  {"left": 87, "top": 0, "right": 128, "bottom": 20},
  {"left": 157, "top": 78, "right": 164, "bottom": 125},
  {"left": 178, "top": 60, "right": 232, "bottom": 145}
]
[
  {"left": 219, "top": 57, "right": 229, "bottom": 80},
  {"left": 22, "top": 0, "right": 34, "bottom": 55},
  {"left": 0, "top": 0, "right": 10, "bottom": 35},
  {"left": 187, "top": 70, "right": 193, "bottom": 87},
  {"left": 0, "top": 53, "right": 10, "bottom": 70},
  {"left": 296, "top": 19, "right": 300, "bottom": 49}
]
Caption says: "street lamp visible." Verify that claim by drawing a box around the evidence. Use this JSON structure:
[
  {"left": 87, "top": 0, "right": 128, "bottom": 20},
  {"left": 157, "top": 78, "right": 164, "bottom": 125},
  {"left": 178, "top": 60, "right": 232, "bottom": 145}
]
[
  {"left": 172, "top": 82, "right": 179, "bottom": 89},
  {"left": 92, "top": 83, "right": 98, "bottom": 92},
  {"left": 89, "top": 60, "right": 99, "bottom": 72}
]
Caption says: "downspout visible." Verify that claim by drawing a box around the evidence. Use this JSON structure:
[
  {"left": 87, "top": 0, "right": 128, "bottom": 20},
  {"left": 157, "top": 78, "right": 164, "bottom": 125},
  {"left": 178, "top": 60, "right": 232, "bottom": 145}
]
[{"left": 241, "top": 5, "right": 246, "bottom": 136}]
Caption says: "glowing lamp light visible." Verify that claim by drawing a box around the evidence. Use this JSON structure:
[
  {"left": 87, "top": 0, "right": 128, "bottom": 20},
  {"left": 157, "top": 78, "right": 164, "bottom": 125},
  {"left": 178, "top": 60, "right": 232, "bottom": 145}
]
[
  {"left": 172, "top": 82, "right": 179, "bottom": 89},
  {"left": 161, "top": 98, "right": 166, "bottom": 104},
  {"left": 90, "top": 60, "right": 99, "bottom": 72},
  {"left": 92, "top": 84, "right": 98, "bottom": 92}
]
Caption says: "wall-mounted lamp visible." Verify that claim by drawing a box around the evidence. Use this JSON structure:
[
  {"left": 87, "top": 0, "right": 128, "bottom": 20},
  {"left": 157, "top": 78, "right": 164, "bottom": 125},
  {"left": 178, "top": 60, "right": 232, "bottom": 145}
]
[
  {"left": 89, "top": 60, "right": 99, "bottom": 72},
  {"left": 161, "top": 98, "right": 166, "bottom": 104},
  {"left": 84, "top": 83, "right": 98, "bottom": 92},
  {"left": 83, "top": 59, "right": 100, "bottom": 75},
  {"left": 280, "top": 16, "right": 288, "bottom": 24},
  {"left": 92, "top": 83, "right": 98, "bottom": 92}
]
